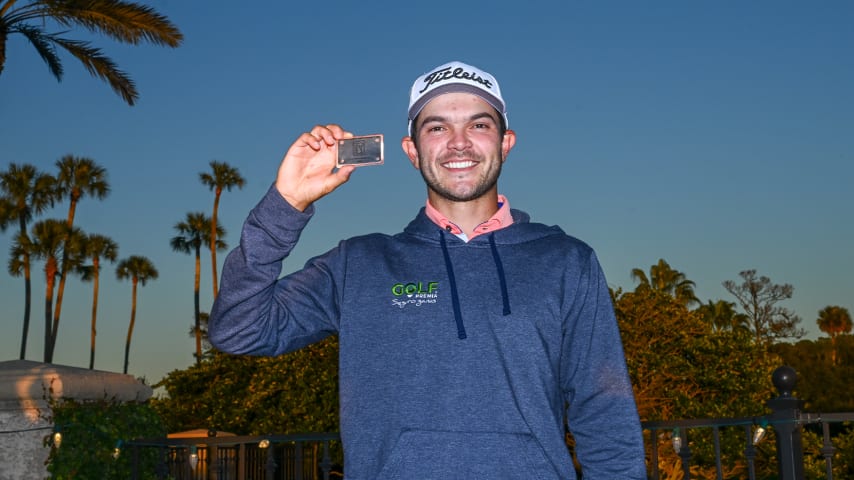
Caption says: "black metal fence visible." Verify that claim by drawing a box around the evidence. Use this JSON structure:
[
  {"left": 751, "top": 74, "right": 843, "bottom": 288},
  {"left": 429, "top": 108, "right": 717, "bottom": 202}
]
[
  {"left": 127, "top": 432, "right": 340, "bottom": 480},
  {"left": 127, "top": 366, "right": 854, "bottom": 479}
]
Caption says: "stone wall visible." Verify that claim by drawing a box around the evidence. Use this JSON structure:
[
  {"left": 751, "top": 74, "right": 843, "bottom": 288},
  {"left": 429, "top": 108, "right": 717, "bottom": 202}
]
[{"left": 0, "top": 360, "right": 152, "bottom": 480}]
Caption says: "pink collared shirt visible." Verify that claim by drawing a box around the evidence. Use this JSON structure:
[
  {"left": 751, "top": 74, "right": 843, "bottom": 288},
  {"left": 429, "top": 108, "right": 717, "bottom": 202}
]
[{"left": 425, "top": 195, "right": 514, "bottom": 242}]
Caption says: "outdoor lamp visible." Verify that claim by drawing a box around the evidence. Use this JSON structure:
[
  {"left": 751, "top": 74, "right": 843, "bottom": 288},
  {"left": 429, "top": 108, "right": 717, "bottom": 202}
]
[
  {"left": 189, "top": 445, "right": 199, "bottom": 470},
  {"left": 52, "top": 431, "right": 62, "bottom": 449},
  {"left": 671, "top": 428, "right": 683, "bottom": 452},
  {"left": 753, "top": 420, "right": 768, "bottom": 445}
]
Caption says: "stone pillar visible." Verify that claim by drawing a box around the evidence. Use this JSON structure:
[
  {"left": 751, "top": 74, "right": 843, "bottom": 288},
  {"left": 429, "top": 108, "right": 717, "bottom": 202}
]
[{"left": 0, "top": 360, "right": 152, "bottom": 480}]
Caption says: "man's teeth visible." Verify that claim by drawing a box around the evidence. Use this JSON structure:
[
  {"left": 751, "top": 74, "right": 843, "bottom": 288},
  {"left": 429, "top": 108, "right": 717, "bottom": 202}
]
[{"left": 446, "top": 160, "right": 475, "bottom": 169}]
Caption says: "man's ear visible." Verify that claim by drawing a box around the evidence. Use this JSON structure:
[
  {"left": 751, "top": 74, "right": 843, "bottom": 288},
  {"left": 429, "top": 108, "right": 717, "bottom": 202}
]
[
  {"left": 401, "top": 136, "right": 420, "bottom": 169},
  {"left": 501, "top": 129, "right": 516, "bottom": 162}
]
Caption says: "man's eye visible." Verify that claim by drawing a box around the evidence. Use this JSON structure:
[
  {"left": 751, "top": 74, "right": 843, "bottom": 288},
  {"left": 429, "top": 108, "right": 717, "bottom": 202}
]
[
  {"left": 428, "top": 125, "right": 445, "bottom": 132},
  {"left": 473, "top": 123, "right": 490, "bottom": 129}
]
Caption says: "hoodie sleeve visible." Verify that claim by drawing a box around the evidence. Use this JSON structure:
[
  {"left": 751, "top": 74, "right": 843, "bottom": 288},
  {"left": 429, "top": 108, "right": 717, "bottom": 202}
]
[
  {"left": 208, "top": 184, "right": 341, "bottom": 356},
  {"left": 560, "top": 249, "right": 646, "bottom": 479}
]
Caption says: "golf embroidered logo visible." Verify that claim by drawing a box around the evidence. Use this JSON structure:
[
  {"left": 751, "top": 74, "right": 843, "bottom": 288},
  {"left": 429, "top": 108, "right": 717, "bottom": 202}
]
[{"left": 391, "top": 281, "right": 439, "bottom": 309}]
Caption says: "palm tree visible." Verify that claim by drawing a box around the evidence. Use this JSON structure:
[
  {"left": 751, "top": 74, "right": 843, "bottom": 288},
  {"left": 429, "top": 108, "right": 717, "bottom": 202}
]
[
  {"left": 0, "top": 163, "right": 56, "bottom": 359},
  {"left": 631, "top": 258, "right": 700, "bottom": 307},
  {"left": 186, "top": 311, "right": 214, "bottom": 361},
  {"left": 0, "top": 0, "right": 183, "bottom": 105},
  {"left": 199, "top": 160, "right": 244, "bottom": 298},
  {"left": 816, "top": 305, "right": 853, "bottom": 366},
  {"left": 78, "top": 233, "right": 118, "bottom": 369},
  {"left": 28, "top": 219, "right": 69, "bottom": 362},
  {"left": 696, "top": 299, "right": 750, "bottom": 333},
  {"left": 49, "top": 155, "right": 109, "bottom": 360},
  {"left": 170, "top": 212, "right": 225, "bottom": 364},
  {"left": 116, "top": 255, "right": 158, "bottom": 374}
]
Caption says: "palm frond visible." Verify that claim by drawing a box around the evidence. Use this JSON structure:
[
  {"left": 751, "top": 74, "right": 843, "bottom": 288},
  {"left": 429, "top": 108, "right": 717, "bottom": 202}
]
[
  {"left": 50, "top": 35, "right": 137, "bottom": 105},
  {"left": 42, "top": 0, "right": 182, "bottom": 47},
  {"left": 1, "top": 0, "right": 19, "bottom": 17},
  {"left": 10, "top": 23, "right": 64, "bottom": 80}
]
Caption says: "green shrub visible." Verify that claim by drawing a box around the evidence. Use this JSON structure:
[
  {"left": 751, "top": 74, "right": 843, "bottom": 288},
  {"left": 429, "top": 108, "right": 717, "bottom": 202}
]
[{"left": 44, "top": 396, "right": 166, "bottom": 480}]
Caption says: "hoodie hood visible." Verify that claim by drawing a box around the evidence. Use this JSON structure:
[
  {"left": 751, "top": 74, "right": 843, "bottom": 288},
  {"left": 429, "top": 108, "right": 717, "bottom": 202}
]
[{"left": 402, "top": 207, "right": 566, "bottom": 245}]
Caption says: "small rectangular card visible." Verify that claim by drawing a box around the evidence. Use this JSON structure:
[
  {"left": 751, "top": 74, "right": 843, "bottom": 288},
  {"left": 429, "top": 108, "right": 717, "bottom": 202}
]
[{"left": 337, "top": 134, "right": 384, "bottom": 167}]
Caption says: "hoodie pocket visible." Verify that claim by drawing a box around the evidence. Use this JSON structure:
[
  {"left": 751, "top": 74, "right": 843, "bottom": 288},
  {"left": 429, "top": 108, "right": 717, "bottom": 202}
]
[{"left": 375, "top": 429, "right": 558, "bottom": 480}]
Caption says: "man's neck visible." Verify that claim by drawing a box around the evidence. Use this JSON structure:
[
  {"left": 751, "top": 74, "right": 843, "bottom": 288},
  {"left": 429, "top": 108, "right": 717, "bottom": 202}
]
[{"left": 428, "top": 191, "right": 501, "bottom": 238}]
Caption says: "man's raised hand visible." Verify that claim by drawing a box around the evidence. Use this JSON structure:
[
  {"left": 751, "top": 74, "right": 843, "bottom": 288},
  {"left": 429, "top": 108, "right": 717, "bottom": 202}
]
[{"left": 275, "top": 124, "right": 356, "bottom": 211}]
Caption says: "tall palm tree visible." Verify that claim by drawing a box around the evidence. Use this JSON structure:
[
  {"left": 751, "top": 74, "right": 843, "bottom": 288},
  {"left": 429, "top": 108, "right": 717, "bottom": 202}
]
[
  {"left": 817, "top": 305, "right": 853, "bottom": 366},
  {"left": 28, "top": 219, "right": 68, "bottom": 362},
  {"left": 1, "top": 163, "right": 57, "bottom": 359},
  {"left": 0, "top": 0, "right": 183, "bottom": 105},
  {"left": 116, "top": 255, "right": 158, "bottom": 374},
  {"left": 78, "top": 233, "right": 118, "bottom": 369},
  {"left": 170, "top": 212, "right": 225, "bottom": 364},
  {"left": 631, "top": 258, "right": 700, "bottom": 308},
  {"left": 199, "top": 160, "right": 244, "bottom": 298},
  {"left": 50, "top": 155, "right": 109, "bottom": 359}
]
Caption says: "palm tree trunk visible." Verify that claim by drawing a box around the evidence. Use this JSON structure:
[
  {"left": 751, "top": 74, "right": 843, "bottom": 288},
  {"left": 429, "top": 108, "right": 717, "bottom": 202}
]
[
  {"left": 48, "top": 262, "right": 68, "bottom": 360},
  {"left": 89, "top": 260, "right": 100, "bottom": 370},
  {"left": 210, "top": 190, "right": 221, "bottom": 298},
  {"left": 20, "top": 252, "right": 32, "bottom": 360},
  {"left": 18, "top": 217, "right": 32, "bottom": 359},
  {"left": 831, "top": 336, "right": 838, "bottom": 366},
  {"left": 43, "top": 260, "right": 57, "bottom": 363},
  {"left": 194, "top": 245, "right": 202, "bottom": 364},
  {"left": 50, "top": 198, "right": 79, "bottom": 362},
  {"left": 0, "top": 32, "right": 6, "bottom": 78},
  {"left": 124, "top": 279, "right": 138, "bottom": 374}
]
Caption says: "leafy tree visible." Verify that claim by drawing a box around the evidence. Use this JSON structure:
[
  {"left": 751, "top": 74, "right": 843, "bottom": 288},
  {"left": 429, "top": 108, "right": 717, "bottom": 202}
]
[
  {"left": 170, "top": 212, "right": 225, "bottom": 364},
  {"left": 630, "top": 258, "right": 700, "bottom": 307},
  {"left": 48, "top": 155, "right": 110, "bottom": 361},
  {"left": 199, "top": 160, "right": 245, "bottom": 298},
  {"left": 722, "top": 269, "right": 806, "bottom": 345},
  {"left": 614, "top": 287, "right": 776, "bottom": 421},
  {"left": 0, "top": 162, "right": 56, "bottom": 359},
  {"left": 116, "top": 255, "right": 158, "bottom": 374},
  {"left": 0, "top": 0, "right": 183, "bottom": 105},
  {"left": 772, "top": 336, "right": 854, "bottom": 412},
  {"left": 816, "top": 305, "right": 852, "bottom": 365},
  {"left": 613, "top": 286, "right": 780, "bottom": 478},
  {"left": 78, "top": 233, "right": 119, "bottom": 369},
  {"left": 152, "top": 336, "right": 340, "bottom": 438}
]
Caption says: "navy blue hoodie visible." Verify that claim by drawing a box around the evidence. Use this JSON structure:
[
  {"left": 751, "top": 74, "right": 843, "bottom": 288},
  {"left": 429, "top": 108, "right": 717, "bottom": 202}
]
[{"left": 209, "top": 185, "right": 646, "bottom": 479}]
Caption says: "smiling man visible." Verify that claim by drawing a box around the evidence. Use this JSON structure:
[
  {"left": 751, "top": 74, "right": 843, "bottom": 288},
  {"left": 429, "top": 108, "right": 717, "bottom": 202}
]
[{"left": 209, "top": 61, "right": 646, "bottom": 479}]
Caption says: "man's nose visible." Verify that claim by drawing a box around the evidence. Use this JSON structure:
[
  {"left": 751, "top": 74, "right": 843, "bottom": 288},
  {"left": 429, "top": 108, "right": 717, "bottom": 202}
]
[{"left": 448, "top": 129, "right": 471, "bottom": 151}]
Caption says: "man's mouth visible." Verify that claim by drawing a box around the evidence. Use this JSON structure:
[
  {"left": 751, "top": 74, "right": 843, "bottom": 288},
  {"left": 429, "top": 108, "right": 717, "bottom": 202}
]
[{"left": 444, "top": 160, "right": 476, "bottom": 169}]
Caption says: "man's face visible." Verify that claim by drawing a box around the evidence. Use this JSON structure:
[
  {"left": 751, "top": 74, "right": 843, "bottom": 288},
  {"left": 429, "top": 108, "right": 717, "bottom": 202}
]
[{"left": 404, "top": 92, "right": 515, "bottom": 203}]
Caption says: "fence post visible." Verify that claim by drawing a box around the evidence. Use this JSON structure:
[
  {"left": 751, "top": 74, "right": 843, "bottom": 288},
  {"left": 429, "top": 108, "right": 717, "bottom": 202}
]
[{"left": 767, "top": 365, "right": 805, "bottom": 480}]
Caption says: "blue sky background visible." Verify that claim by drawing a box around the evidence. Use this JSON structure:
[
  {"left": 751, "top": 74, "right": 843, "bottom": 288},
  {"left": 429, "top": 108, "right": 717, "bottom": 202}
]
[{"left": 1, "top": 1, "right": 852, "bottom": 387}]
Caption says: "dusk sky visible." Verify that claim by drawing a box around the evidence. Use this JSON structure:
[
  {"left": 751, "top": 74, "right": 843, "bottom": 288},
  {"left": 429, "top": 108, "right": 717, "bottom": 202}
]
[{"left": 1, "top": 1, "right": 852, "bottom": 387}]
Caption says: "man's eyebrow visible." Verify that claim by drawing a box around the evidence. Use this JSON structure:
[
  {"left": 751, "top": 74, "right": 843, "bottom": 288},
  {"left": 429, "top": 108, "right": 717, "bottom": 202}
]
[{"left": 420, "top": 111, "right": 499, "bottom": 125}]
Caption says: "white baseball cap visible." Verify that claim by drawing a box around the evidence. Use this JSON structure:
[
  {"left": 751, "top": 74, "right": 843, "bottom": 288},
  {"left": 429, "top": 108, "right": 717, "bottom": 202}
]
[{"left": 407, "top": 61, "right": 508, "bottom": 134}]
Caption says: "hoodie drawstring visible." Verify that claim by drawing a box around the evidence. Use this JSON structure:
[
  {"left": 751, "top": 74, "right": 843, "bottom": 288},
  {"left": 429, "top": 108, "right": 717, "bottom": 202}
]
[
  {"left": 439, "top": 232, "right": 513, "bottom": 340},
  {"left": 489, "top": 233, "right": 512, "bottom": 316},
  {"left": 440, "top": 232, "right": 467, "bottom": 339}
]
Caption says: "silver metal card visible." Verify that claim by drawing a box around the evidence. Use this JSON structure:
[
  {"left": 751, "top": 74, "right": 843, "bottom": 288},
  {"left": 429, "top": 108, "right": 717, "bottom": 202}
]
[{"left": 337, "top": 134, "right": 384, "bottom": 167}]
